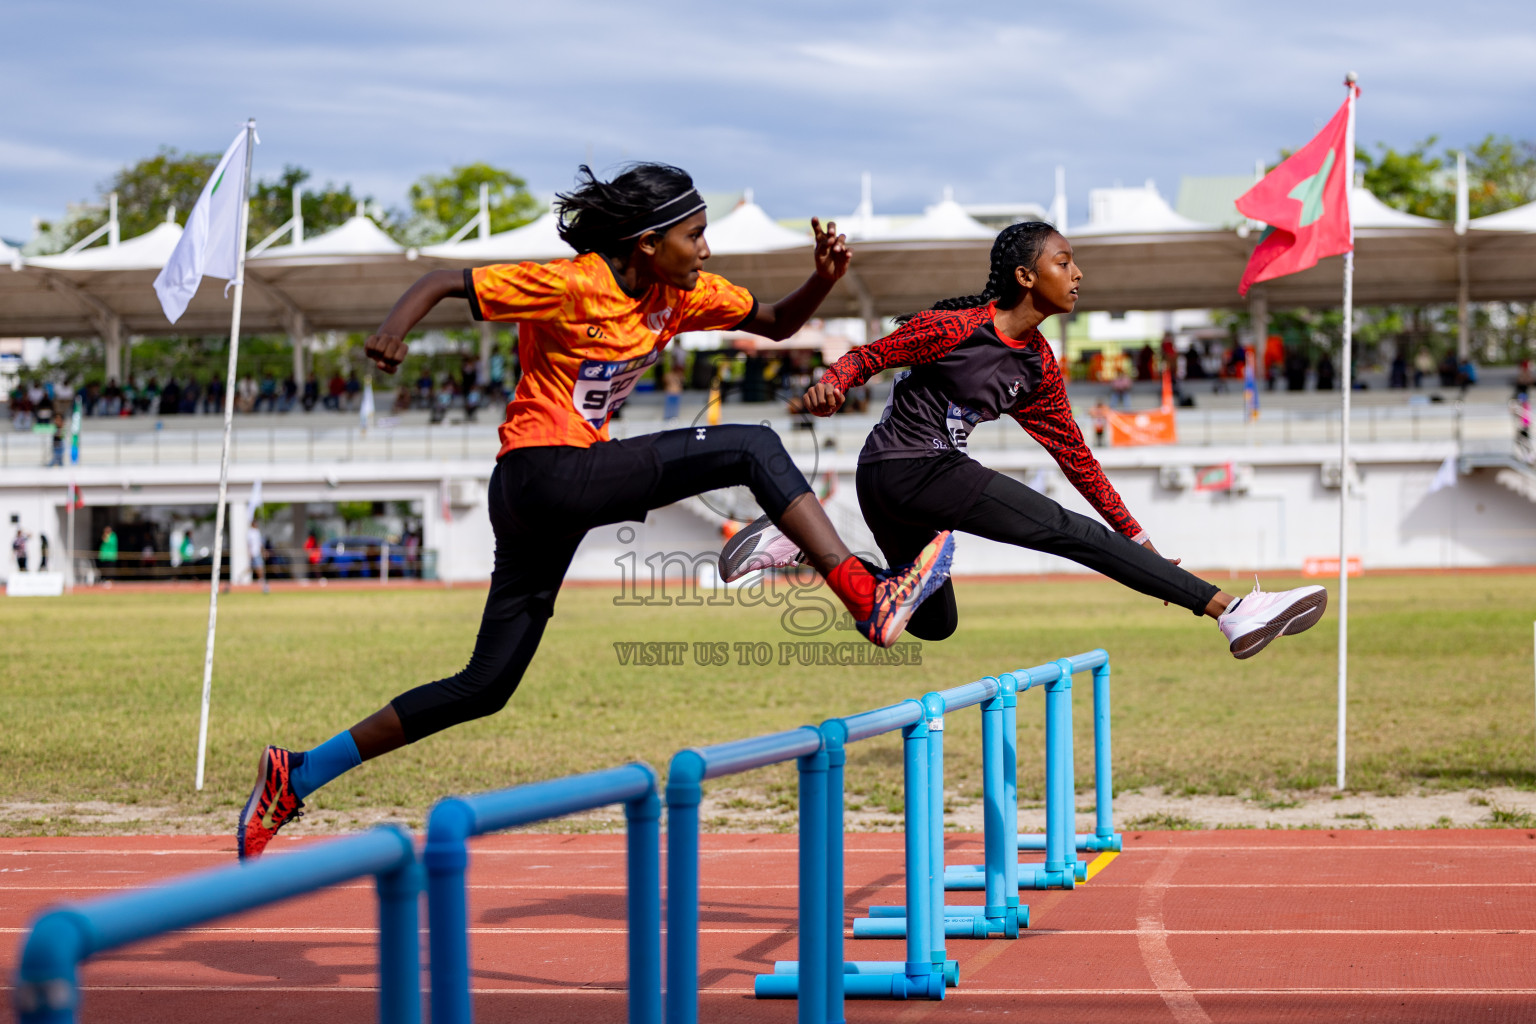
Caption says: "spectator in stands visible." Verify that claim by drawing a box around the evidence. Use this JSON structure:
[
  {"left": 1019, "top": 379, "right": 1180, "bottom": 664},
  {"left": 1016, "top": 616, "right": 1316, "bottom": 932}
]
[
  {"left": 11, "top": 526, "right": 29, "bottom": 572},
  {"left": 344, "top": 370, "right": 362, "bottom": 410},
  {"left": 204, "top": 373, "right": 224, "bottom": 413},
  {"left": 1437, "top": 350, "right": 1458, "bottom": 387},
  {"left": 325, "top": 371, "right": 345, "bottom": 410},
  {"left": 1413, "top": 346, "right": 1435, "bottom": 389},
  {"left": 140, "top": 377, "right": 159, "bottom": 415},
  {"left": 181, "top": 378, "right": 200, "bottom": 414},
  {"left": 488, "top": 349, "right": 506, "bottom": 400},
  {"left": 103, "top": 379, "right": 123, "bottom": 416},
  {"left": 47, "top": 424, "right": 64, "bottom": 466},
  {"left": 257, "top": 373, "right": 278, "bottom": 412},
  {"left": 1457, "top": 356, "right": 1479, "bottom": 393},
  {"left": 160, "top": 377, "right": 181, "bottom": 416},
  {"left": 1315, "top": 351, "right": 1336, "bottom": 391},
  {"left": 236, "top": 375, "right": 257, "bottom": 413},
  {"left": 119, "top": 380, "right": 137, "bottom": 416},
  {"left": 1090, "top": 400, "right": 1110, "bottom": 447},
  {"left": 302, "top": 372, "right": 320, "bottom": 411},
  {"left": 280, "top": 374, "right": 298, "bottom": 413},
  {"left": 1109, "top": 365, "right": 1132, "bottom": 409},
  {"left": 1388, "top": 349, "right": 1408, "bottom": 389},
  {"left": 1284, "top": 348, "right": 1309, "bottom": 391}
]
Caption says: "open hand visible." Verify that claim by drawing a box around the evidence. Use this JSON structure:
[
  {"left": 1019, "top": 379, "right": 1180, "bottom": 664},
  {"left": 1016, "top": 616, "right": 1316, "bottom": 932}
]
[
  {"left": 803, "top": 382, "right": 845, "bottom": 416},
  {"left": 811, "top": 217, "right": 851, "bottom": 282}
]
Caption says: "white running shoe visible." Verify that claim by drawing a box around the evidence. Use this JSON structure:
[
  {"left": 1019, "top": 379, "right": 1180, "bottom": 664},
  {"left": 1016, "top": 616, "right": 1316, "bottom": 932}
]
[
  {"left": 1217, "top": 580, "right": 1329, "bottom": 659},
  {"left": 719, "top": 514, "right": 804, "bottom": 581}
]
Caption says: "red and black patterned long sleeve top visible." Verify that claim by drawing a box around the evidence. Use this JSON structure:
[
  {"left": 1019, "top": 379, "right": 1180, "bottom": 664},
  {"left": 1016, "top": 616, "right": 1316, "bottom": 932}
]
[{"left": 820, "top": 305, "right": 1145, "bottom": 540}]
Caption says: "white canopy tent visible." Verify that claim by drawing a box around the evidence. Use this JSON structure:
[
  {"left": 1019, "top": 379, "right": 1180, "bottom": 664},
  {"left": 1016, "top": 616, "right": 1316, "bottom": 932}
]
[
  {"left": 420, "top": 210, "right": 575, "bottom": 262},
  {"left": 878, "top": 190, "right": 995, "bottom": 241},
  {"left": 7, "top": 184, "right": 1536, "bottom": 380}
]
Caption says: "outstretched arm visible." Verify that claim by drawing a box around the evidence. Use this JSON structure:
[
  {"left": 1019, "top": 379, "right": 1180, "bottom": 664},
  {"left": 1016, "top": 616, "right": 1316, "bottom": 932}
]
[
  {"left": 803, "top": 311, "right": 971, "bottom": 416},
  {"left": 734, "top": 218, "right": 850, "bottom": 341},
  {"left": 363, "top": 270, "right": 467, "bottom": 374}
]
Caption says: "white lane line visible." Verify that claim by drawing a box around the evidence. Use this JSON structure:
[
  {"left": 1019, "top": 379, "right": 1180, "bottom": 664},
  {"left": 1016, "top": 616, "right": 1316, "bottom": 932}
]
[{"left": 1136, "top": 848, "right": 1211, "bottom": 1024}]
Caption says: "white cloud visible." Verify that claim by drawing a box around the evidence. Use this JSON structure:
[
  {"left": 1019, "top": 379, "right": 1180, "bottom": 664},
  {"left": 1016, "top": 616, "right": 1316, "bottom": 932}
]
[{"left": 2, "top": 0, "right": 1535, "bottom": 238}]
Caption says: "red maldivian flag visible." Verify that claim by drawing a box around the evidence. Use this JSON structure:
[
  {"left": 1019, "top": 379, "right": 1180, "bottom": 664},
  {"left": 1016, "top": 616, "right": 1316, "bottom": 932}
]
[{"left": 1236, "top": 90, "right": 1357, "bottom": 296}]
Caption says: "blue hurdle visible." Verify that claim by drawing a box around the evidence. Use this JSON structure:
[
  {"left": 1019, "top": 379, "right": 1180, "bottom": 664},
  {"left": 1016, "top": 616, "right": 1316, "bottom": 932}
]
[
  {"left": 756, "top": 698, "right": 959, "bottom": 1007},
  {"left": 13, "top": 826, "right": 420, "bottom": 1024},
  {"left": 942, "top": 651, "right": 1121, "bottom": 894},
  {"left": 424, "top": 763, "right": 661, "bottom": 1024},
  {"left": 665, "top": 726, "right": 829, "bottom": 1024}
]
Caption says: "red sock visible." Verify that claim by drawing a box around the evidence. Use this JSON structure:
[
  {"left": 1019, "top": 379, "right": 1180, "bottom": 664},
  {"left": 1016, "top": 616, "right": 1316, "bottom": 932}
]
[{"left": 826, "top": 556, "right": 877, "bottom": 621}]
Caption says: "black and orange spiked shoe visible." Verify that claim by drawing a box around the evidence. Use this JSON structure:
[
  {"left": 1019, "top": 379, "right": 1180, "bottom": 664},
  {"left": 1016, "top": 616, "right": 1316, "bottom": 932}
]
[{"left": 236, "top": 746, "right": 306, "bottom": 861}]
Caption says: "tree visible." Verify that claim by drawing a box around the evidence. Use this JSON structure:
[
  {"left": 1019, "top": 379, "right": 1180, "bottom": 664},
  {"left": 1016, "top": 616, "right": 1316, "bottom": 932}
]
[
  {"left": 35, "top": 148, "right": 219, "bottom": 253},
  {"left": 1356, "top": 134, "right": 1536, "bottom": 221},
  {"left": 248, "top": 165, "right": 372, "bottom": 247},
  {"left": 1464, "top": 135, "right": 1536, "bottom": 217},
  {"left": 31, "top": 150, "right": 374, "bottom": 255},
  {"left": 1357, "top": 137, "right": 1450, "bottom": 219},
  {"left": 391, "top": 163, "right": 540, "bottom": 245}
]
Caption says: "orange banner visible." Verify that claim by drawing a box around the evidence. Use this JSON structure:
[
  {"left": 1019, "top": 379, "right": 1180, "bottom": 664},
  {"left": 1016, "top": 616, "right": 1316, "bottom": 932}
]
[
  {"left": 1106, "top": 409, "right": 1177, "bottom": 446},
  {"left": 1302, "top": 556, "right": 1362, "bottom": 578}
]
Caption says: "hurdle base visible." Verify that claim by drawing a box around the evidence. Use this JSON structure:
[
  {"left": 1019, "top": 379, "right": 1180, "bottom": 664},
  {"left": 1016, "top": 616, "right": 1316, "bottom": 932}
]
[
  {"left": 759, "top": 961, "right": 953, "bottom": 999},
  {"left": 1016, "top": 832, "right": 1122, "bottom": 853},
  {"left": 944, "top": 861, "right": 1081, "bottom": 890},
  {"left": 855, "top": 905, "right": 1027, "bottom": 938}
]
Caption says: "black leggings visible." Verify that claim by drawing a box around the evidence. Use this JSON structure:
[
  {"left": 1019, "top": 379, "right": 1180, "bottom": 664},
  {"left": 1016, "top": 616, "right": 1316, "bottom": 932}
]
[
  {"left": 390, "top": 425, "right": 811, "bottom": 742},
  {"left": 855, "top": 454, "right": 1221, "bottom": 642}
]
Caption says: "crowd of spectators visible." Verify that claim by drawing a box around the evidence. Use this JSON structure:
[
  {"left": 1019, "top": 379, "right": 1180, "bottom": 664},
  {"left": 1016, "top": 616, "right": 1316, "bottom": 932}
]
[{"left": 7, "top": 350, "right": 512, "bottom": 427}]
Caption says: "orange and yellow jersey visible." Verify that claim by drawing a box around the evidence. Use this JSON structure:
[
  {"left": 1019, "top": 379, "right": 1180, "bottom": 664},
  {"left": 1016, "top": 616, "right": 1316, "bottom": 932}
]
[{"left": 466, "top": 253, "right": 756, "bottom": 455}]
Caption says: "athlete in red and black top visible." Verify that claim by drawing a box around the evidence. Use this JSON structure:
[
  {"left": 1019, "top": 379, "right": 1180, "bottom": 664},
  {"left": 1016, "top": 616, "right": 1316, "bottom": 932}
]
[{"left": 788, "top": 221, "right": 1327, "bottom": 651}]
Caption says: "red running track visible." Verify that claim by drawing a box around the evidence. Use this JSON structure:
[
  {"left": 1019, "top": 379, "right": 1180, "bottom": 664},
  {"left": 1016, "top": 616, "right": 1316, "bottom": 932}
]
[{"left": 3, "top": 829, "right": 1535, "bottom": 1022}]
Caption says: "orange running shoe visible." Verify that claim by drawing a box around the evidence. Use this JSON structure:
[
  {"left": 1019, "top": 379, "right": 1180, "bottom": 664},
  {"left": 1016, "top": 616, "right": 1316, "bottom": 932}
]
[
  {"left": 237, "top": 745, "right": 305, "bottom": 861},
  {"left": 854, "top": 530, "right": 955, "bottom": 648}
]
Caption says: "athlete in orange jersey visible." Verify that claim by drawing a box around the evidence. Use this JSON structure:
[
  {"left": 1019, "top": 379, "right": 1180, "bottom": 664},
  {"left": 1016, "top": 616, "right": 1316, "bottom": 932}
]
[{"left": 238, "top": 163, "right": 955, "bottom": 859}]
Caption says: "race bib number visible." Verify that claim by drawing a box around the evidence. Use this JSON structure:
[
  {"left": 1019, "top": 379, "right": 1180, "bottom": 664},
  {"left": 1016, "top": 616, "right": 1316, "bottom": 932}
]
[
  {"left": 946, "top": 401, "right": 982, "bottom": 452},
  {"left": 573, "top": 351, "right": 660, "bottom": 428}
]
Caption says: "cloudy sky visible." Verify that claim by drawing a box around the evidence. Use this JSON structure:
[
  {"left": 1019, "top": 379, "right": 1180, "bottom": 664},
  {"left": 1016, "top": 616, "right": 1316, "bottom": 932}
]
[{"left": 3, "top": 0, "right": 1535, "bottom": 242}]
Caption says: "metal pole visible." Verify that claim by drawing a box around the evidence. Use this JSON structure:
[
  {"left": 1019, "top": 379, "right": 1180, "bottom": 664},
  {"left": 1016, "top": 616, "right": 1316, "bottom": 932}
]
[
  {"left": 1337, "top": 75, "right": 1357, "bottom": 792},
  {"left": 196, "top": 119, "right": 256, "bottom": 792}
]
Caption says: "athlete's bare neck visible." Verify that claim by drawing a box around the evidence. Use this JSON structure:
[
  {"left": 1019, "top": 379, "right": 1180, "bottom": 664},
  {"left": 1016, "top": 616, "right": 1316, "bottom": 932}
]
[
  {"left": 991, "top": 296, "right": 1050, "bottom": 342},
  {"left": 601, "top": 254, "right": 654, "bottom": 299}
]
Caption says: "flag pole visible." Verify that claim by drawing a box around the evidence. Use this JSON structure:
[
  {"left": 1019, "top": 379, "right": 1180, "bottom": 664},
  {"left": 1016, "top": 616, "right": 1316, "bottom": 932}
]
[
  {"left": 1336, "top": 74, "right": 1358, "bottom": 792},
  {"left": 196, "top": 119, "right": 257, "bottom": 791}
]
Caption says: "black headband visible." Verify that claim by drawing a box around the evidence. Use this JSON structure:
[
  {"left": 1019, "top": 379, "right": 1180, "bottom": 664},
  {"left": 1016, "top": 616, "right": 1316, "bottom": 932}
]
[{"left": 617, "top": 189, "right": 707, "bottom": 240}]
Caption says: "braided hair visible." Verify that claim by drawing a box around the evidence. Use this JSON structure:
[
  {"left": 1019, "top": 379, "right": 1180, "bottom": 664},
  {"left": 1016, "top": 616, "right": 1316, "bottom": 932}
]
[
  {"left": 555, "top": 163, "right": 698, "bottom": 258},
  {"left": 899, "top": 221, "right": 1061, "bottom": 322}
]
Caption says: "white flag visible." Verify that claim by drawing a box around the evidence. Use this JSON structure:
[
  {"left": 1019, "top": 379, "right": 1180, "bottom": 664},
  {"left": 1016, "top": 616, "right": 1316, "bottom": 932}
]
[
  {"left": 153, "top": 125, "right": 255, "bottom": 323},
  {"left": 360, "top": 379, "right": 375, "bottom": 428},
  {"left": 1428, "top": 454, "right": 1458, "bottom": 494}
]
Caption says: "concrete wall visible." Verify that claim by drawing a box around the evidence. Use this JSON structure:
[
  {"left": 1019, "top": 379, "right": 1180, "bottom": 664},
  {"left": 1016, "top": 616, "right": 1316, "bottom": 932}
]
[{"left": 3, "top": 441, "right": 1532, "bottom": 588}]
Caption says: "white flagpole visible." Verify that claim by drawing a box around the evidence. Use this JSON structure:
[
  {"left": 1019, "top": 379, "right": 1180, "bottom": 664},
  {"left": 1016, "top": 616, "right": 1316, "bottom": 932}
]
[
  {"left": 1336, "top": 75, "right": 1358, "bottom": 792},
  {"left": 196, "top": 119, "right": 257, "bottom": 791}
]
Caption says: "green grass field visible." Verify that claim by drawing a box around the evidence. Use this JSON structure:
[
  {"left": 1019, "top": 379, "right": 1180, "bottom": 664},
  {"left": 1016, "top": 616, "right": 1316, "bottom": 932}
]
[{"left": 1, "top": 574, "right": 1532, "bottom": 834}]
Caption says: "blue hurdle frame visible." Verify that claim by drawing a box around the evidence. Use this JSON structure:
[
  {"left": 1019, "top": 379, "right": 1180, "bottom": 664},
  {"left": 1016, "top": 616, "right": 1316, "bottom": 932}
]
[
  {"left": 943, "top": 651, "right": 1121, "bottom": 895},
  {"left": 756, "top": 698, "right": 959, "bottom": 1007},
  {"left": 665, "top": 726, "right": 827, "bottom": 1024},
  {"left": 13, "top": 826, "right": 420, "bottom": 1024},
  {"left": 424, "top": 763, "right": 661, "bottom": 1024}
]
